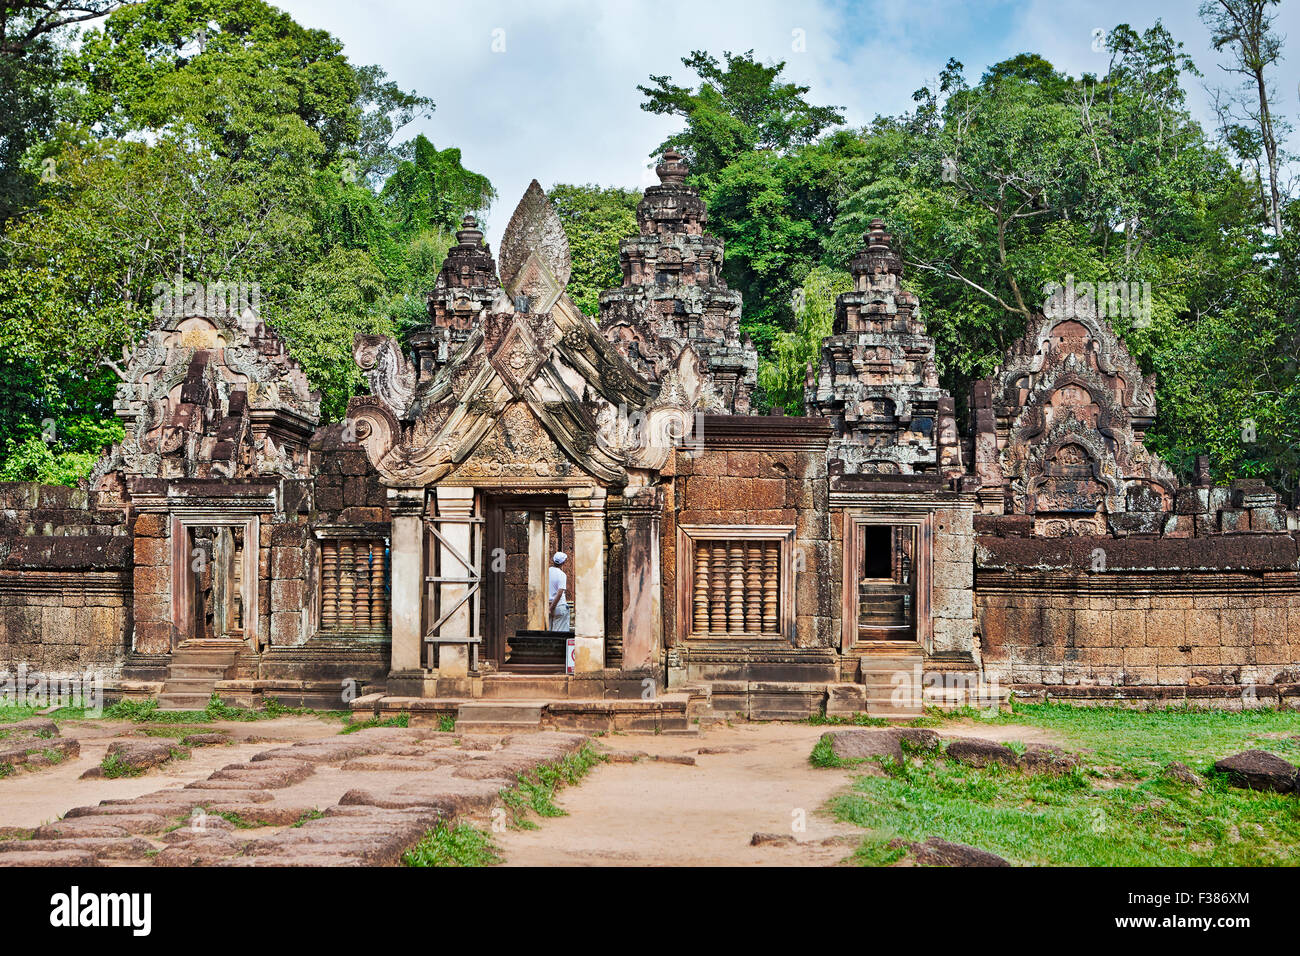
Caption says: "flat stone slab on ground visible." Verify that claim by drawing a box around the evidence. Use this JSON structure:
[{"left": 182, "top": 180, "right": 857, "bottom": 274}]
[{"left": 1213, "top": 750, "right": 1299, "bottom": 793}]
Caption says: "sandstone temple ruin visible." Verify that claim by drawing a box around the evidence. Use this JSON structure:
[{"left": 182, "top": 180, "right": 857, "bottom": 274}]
[{"left": 2, "top": 151, "right": 1298, "bottom": 724}]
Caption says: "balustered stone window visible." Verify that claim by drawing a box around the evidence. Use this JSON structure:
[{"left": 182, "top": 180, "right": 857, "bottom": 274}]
[
  {"left": 678, "top": 526, "right": 794, "bottom": 639},
  {"left": 320, "top": 538, "right": 390, "bottom": 634}
]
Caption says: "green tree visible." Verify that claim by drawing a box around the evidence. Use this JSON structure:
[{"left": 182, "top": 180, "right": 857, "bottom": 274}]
[
  {"left": 756, "top": 265, "right": 852, "bottom": 414},
  {"left": 639, "top": 49, "right": 845, "bottom": 189},
  {"left": 380, "top": 134, "right": 495, "bottom": 241},
  {"left": 548, "top": 184, "right": 640, "bottom": 317},
  {"left": 0, "top": 0, "right": 490, "bottom": 482}
]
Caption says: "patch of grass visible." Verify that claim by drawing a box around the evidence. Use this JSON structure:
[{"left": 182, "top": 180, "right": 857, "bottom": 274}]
[
  {"left": 103, "top": 698, "right": 168, "bottom": 722},
  {"left": 99, "top": 752, "right": 144, "bottom": 779},
  {"left": 403, "top": 822, "right": 502, "bottom": 867},
  {"left": 204, "top": 695, "right": 312, "bottom": 722},
  {"left": 39, "top": 748, "right": 65, "bottom": 764},
  {"left": 291, "top": 809, "right": 325, "bottom": 828},
  {"left": 0, "top": 701, "right": 92, "bottom": 723},
  {"left": 498, "top": 743, "right": 606, "bottom": 828},
  {"left": 810, "top": 734, "right": 846, "bottom": 769},
  {"left": 825, "top": 703, "right": 1300, "bottom": 866},
  {"left": 340, "top": 714, "right": 409, "bottom": 734},
  {"left": 439, "top": 714, "right": 456, "bottom": 733},
  {"left": 0, "top": 762, "right": 12, "bottom": 778},
  {"left": 804, "top": 713, "right": 891, "bottom": 728},
  {"left": 213, "top": 810, "right": 262, "bottom": 830},
  {"left": 136, "top": 725, "right": 206, "bottom": 738},
  {"left": 105, "top": 694, "right": 322, "bottom": 725}
]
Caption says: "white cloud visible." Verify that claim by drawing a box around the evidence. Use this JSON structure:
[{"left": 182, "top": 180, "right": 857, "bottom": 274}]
[{"left": 272, "top": 0, "right": 1300, "bottom": 246}]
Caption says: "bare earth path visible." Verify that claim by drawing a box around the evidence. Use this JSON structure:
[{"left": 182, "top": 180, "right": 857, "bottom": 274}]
[
  {"left": 497, "top": 723, "right": 862, "bottom": 866},
  {"left": 495, "top": 719, "right": 1066, "bottom": 867}
]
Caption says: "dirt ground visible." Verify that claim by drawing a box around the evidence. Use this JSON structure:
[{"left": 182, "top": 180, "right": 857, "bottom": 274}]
[
  {"left": 1, "top": 716, "right": 1064, "bottom": 865},
  {"left": 494, "top": 720, "right": 1066, "bottom": 867}
]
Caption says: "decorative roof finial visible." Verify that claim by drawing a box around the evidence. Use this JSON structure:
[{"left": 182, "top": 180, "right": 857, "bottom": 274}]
[
  {"left": 456, "top": 215, "right": 484, "bottom": 249},
  {"left": 656, "top": 150, "right": 689, "bottom": 186}
]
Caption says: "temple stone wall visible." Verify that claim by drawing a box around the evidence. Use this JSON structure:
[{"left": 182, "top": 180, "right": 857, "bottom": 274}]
[
  {"left": 664, "top": 417, "right": 835, "bottom": 651},
  {"left": 977, "top": 533, "right": 1300, "bottom": 687},
  {"left": 0, "top": 483, "right": 133, "bottom": 677}
]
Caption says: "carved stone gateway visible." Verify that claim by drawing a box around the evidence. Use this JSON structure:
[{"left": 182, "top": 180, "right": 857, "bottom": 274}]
[
  {"left": 972, "top": 307, "right": 1179, "bottom": 535},
  {"left": 348, "top": 179, "right": 726, "bottom": 691}
]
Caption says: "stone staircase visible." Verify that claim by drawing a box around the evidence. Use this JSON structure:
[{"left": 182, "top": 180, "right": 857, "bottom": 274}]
[
  {"left": 455, "top": 701, "right": 545, "bottom": 733},
  {"left": 858, "top": 653, "right": 924, "bottom": 719},
  {"left": 157, "top": 640, "right": 243, "bottom": 710}
]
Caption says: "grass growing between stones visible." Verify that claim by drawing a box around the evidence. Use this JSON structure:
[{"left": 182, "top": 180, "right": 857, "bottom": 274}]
[
  {"left": 405, "top": 743, "right": 607, "bottom": 865},
  {"left": 826, "top": 703, "right": 1300, "bottom": 866},
  {"left": 499, "top": 743, "right": 607, "bottom": 828},
  {"left": 99, "top": 751, "right": 144, "bottom": 778},
  {"left": 339, "top": 714, "right": 409, "bottom": 734},
  {"left": 102, "top": 695, "right": 342, "bottom": 724},
  {"left": 403, "top": 823, "right": 502, "bottom": 867},
  {"left": 804, "top": 713, "right": 892, "bottom": 728}
]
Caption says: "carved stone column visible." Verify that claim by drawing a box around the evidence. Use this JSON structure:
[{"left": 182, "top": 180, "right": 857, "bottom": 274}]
[
  {"left": 567, "top": 486, "right": 607, "bottom": 672},
  {"left": 434, "top": 486, "right": 476, "bottom": 678},
  {"left": 621, "top": 485, "right": 663, "bottom": 672},
  {"left": 387, "top": 488, "right": 426, "bottom": 674}
]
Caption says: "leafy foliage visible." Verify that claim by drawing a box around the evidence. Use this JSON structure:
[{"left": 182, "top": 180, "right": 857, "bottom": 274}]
[
  {"left": 0, "top": 0, "right": 493, "bottom": 483},
  {"left": 548, "top": 184, "right": 641, "bottom": 316}
]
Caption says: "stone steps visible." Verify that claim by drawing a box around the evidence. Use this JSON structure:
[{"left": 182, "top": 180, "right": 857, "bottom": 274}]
[
  {"left": 859, "top": 654, "right": 924, "bottom": 719},
  {"left": 455, "top": 701, "right": 544, "bottom": 733},
  {"left": 157, "top": 642, "right": 242, "bottom": 710},
  {"left": 479, "top": 675, "right": 571, "bottom": 699}
]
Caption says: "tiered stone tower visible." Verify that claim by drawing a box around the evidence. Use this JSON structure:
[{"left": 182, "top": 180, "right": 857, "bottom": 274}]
[
  {"left": 410, "top": 215, "right": 502, "bottom": 383},
  {"left": 599, "top": 151, "right": 757, "bottom": 413},
  {"left": 807, "top": 220, "right": 962, "bottom": 478}
]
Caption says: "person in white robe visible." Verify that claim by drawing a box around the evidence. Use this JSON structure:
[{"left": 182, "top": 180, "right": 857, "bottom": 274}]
[{"left": 548, "top": 552, "right": 570, "bottom": 632}]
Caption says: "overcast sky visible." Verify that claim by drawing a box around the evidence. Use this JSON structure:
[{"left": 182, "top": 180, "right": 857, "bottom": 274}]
[{"left": 273, "top": 0, "right": 1300, "bottom": 246}]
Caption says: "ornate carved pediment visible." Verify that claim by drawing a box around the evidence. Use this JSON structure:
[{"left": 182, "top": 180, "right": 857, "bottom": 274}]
[
  {"left": 983, "top": 314, "right": 1177, "bottom": 521},
  {"left": 347, "top": 180, "right": 722, "bottom": 489},
  {"left": 93, "top": 310, "right": 320, "bottom": 487}
]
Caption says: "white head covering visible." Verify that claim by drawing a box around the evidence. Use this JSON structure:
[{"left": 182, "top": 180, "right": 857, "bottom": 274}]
[{"left": 552, "top": 552, "right": 567, "bottom": 565}]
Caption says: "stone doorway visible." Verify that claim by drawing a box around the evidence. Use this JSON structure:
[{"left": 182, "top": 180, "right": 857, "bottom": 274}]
[
  {"left": 856, "top": 524, "right": 917, "bottom": 642},
  {"left": 169, "top": 514, "right": 261, "bottom": 652},
  {"left": 483, "top": 494, "right": 574, "bottom": 673}
]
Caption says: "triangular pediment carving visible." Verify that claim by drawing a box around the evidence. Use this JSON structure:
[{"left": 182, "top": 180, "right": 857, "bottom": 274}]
[{"left": 348, "top": 181, "right": 725, "bottom": 489}]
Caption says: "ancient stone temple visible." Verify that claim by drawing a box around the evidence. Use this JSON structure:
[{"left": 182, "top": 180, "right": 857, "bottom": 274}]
[{"left": 1, "top": 149, "right": 1297, "bottom": 724}]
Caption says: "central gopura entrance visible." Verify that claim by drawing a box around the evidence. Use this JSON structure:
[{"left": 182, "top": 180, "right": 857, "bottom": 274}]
[
  {"left": 482, "top": 493, "right": 574, "bottom": 673},
  {"left": 387, "top": 483, "right": 611, "bottom": 688}
]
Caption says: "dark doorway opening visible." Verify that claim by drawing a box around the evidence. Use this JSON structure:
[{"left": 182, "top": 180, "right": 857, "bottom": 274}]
[{"left": 482, "top": 494, "right": 575, "bottom": 673}]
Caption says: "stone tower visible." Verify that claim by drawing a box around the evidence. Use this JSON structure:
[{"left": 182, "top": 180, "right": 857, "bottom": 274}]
[
  {"left": 599, "top": 150, "right": 757, "bottom": 414},
  {"left": 807, "top": 219, "right": 962, "bottom": 478},
  {"left": 410, "top": 214, "right": 502, "bottom": 383}
]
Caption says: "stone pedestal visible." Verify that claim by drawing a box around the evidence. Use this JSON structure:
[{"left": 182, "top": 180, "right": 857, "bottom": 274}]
[
  {"left": 622, "top": 486, "right": 663, "bottom": 671},
  {"left": 568, "top": 486, "right": 607, "bottom": 672}
]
